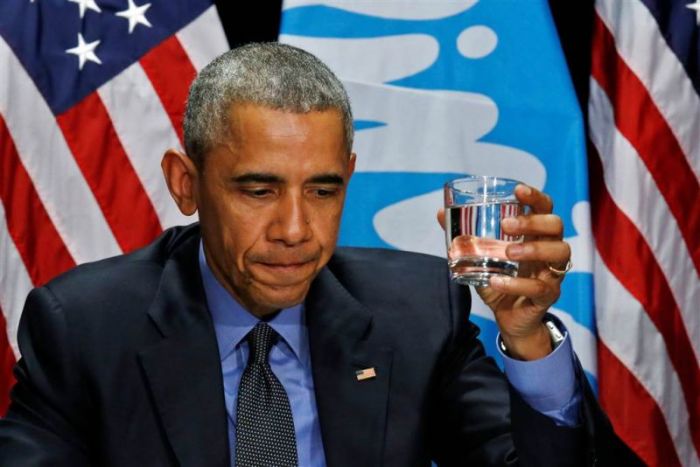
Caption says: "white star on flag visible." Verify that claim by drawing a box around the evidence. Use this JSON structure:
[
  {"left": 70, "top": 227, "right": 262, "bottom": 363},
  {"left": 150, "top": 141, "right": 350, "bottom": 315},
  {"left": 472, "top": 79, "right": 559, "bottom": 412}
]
[
  {"left": 65, "top": 33, "right": 102, "bottom": 70},
  {"left": 116, "top": 0, "right": 152, "bottom": 34},
  {"left": 68, "top": 0, "right": 101, "bottom": 18},
  {"left": 688, "top": 0, "right": 700, "bottom": 25}
]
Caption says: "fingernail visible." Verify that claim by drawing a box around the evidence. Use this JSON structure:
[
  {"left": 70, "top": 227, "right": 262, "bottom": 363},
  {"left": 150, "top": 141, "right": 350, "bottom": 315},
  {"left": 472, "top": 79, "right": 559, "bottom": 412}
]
[
  {"left": 490, "top": 276, "right": 509, "bottom": 288},
  {"left": 508, "top": 244, "right": 524, "bottom": 258},
  {"left": 519, "top": 185, "right": 532, "bottom": 196},
  {"left": 502, "top": 217, "right": 518, "bottom": 229}
]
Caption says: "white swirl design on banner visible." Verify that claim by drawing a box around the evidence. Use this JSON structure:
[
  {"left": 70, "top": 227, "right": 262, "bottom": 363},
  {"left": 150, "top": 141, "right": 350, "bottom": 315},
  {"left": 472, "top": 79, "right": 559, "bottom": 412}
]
[{"left": 281, "top": 0, "right": 595, "bottom": 380}]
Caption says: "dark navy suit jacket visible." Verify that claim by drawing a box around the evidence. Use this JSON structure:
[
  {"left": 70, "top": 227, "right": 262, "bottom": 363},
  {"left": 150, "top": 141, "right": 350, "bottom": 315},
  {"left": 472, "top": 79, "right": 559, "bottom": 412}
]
[{"left": 0, "top": 224, "right": 638, "bottom": 466}]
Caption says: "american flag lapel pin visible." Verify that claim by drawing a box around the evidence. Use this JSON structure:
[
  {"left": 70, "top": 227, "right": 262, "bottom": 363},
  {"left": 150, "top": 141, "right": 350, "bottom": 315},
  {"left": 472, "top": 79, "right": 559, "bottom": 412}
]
[{"left": 355, "top": 367, "right": 376, "bottom": 381}]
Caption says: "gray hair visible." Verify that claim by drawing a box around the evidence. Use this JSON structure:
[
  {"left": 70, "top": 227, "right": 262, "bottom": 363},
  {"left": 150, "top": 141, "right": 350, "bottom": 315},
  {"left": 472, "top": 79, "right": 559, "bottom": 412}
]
[{"left": 183, "top": 42, "right": 354, "bottom": 168}]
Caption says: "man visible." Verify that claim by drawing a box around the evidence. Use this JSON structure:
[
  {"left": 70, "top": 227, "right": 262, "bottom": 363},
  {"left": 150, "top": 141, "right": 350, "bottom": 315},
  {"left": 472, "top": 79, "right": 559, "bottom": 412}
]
[{"left": 0, "top": 43, "right": 636, "bottom": 466}]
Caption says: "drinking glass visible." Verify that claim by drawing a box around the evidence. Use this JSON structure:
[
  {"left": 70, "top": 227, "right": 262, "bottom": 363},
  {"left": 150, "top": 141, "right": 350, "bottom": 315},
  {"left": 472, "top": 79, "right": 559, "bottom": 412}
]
[{"left": 444, "top": 176, "right": 525, "bottom": 287}]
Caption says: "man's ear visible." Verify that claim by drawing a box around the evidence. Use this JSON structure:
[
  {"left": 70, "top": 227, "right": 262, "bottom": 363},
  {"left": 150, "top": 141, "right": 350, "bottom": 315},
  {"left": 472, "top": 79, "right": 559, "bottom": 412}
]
[
  {"left": 161, "top": 149, "right": 199, "bottom": 216},
  {"left": 347, "top": 152, "right": 357, "bottom": 179}
]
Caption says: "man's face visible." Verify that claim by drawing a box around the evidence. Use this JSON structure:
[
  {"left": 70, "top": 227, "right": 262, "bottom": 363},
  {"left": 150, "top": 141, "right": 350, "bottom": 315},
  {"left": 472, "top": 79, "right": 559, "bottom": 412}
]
[{"left": 195, "top": 105, "right": 355, "bottom": 316}]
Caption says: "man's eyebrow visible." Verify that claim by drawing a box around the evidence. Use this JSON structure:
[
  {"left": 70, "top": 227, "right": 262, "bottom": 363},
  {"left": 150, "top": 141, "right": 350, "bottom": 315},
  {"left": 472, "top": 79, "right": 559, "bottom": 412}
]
[
  {"left": 232, "top": 173, "right": 283, "bottom": 184},
  {"left": 307, "top": 174, "right": 344, "bottom": 185}
]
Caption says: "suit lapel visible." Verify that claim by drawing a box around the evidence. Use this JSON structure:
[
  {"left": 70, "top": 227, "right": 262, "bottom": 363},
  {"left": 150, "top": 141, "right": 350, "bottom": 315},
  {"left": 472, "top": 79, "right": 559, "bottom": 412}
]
[
  {"left": 138, "top": 234, "right": 229, "bottom": 467},
  {"left": 135, "top": 230, "right": 393, "bottom": 467},
  {"left": 306, "top": 268, "right": 393, "bottom": 467}
]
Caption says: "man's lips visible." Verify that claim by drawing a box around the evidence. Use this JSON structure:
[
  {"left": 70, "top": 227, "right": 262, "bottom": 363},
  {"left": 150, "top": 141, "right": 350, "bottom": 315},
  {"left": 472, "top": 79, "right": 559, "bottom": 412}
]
[
  {"left": 253, "top": 257, "right": 318, "bottom": 274},
  {"left": 249, "top": 259, "right": 318, "bottom": 288},
  {"left": 258, "top": 261, "right": 312, "bottom": 270}
]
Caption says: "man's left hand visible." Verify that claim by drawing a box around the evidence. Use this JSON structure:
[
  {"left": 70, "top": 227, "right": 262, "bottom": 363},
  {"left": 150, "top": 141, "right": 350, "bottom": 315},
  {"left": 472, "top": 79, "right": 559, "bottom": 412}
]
[
  {"left": 437, "top": 184, "right": 571, "bottom": 361},
  {"left": 478, "top": 184, "right": 570, "bottom": 361}
]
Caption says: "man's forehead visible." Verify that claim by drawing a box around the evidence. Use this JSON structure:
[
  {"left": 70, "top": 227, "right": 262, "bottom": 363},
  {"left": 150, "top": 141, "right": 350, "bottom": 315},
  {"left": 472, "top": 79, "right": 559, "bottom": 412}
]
[
  {"left": 197, "top": 103, "right": 350, "bottom": 176},
  {"left": 220, "top": 105, "right": 347, "bottom": 155},
  {"left": 208, "top": 140, "right": 349, "bottom": 180}
]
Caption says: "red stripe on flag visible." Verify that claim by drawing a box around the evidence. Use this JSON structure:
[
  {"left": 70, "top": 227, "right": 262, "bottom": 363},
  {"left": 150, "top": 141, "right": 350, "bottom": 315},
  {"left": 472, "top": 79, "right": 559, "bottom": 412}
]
[
  {"left": 588, "top": 144, "right": 700, "bottom": 455},
  {"left": 591, "top": 13, "right": 700, "bottom": 272},
  {"left": 56, "top": 93, "right": 163, "bottom": 253},
  {"left": 140, "top": 36, "right": 197, "bottom": 146},
  {"left": 0, "top": 116, "right": 75, "bottom": 285},
  {"left": 0, "top": 306, "right": 15, "bottom": 416},
  {"left": 598, "top": 341, "right": 682, "bottom": 467}
]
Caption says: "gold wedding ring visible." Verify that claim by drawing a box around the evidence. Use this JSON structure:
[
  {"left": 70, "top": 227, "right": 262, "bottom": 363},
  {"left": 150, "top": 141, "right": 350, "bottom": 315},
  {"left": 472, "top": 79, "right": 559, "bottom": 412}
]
[{"left": 547, "top": 259, "right": 572, "bottom": 277}]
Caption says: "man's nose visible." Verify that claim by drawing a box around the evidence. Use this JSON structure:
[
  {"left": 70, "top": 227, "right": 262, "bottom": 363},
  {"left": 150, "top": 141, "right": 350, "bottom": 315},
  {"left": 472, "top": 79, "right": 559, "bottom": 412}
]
[{"left": 268, "top": 192, "right": 312, "bottom": 245}]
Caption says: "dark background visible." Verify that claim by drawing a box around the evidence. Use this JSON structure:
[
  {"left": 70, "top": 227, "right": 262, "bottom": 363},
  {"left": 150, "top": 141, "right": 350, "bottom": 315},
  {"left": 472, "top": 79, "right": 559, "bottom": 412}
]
[{"left": 213, "top": 0, "right": 595, "bottom": 115}]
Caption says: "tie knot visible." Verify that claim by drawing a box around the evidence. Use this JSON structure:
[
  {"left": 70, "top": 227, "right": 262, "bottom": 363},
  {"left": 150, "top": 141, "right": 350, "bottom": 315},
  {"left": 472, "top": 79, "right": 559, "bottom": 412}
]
[{"left": 247, "top": 322, "right": 277, "bottom": 364}]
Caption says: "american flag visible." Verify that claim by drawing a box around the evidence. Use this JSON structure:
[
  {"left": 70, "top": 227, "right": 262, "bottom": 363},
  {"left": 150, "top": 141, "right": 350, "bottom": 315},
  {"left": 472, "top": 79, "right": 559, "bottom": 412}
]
[
  {"left": 355, "top": 367, "right": 376, "bottom": 381},
  {"left": 0, "top": 0, "right": 228, "bottom": 413},
  {"left": 589, "top": 0, "right": 700, "bottom": 465}
]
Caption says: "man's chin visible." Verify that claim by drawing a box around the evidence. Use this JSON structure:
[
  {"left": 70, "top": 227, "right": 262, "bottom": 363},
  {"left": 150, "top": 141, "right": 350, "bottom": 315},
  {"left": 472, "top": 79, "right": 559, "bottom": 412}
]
[
  {"left": 247, "top": 282, "right": 311, "bottom": 315},
  {"left": 238, "top": 261, "right": 324, "bottom": 315}
]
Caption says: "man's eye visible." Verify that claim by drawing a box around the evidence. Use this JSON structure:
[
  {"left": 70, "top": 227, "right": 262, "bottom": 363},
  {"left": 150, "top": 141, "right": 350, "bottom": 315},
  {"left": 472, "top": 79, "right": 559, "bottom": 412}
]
[
  {"left": 242, "top": 188, "right": 273, "bottom": 198},
  {"left": 313, "top": 188, "right": 338, "bottom": 198}
]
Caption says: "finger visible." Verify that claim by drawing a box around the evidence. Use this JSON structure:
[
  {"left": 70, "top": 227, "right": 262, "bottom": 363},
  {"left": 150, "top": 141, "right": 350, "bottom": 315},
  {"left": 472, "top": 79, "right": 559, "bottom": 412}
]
[
  {"left": 501, "top": 214, "right": 563, "bottom": 238},
  {"left": 488, "top": 275, "right": 559, "bottom": 306},
  {"left": 515, "top": 184, "right": 553, "bottom": 214},
  {"left": 436, "top": 208, "right": 445, "bottom": 230},
  {"left": 506, "top": 240, "right": 571, "bottom": 263}
]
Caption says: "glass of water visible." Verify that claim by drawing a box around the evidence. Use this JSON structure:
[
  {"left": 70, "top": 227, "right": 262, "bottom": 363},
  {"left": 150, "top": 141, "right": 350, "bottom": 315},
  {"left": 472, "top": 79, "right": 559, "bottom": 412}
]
[{"left": 444, "top": 176, "right": 525, "bottom": 287}]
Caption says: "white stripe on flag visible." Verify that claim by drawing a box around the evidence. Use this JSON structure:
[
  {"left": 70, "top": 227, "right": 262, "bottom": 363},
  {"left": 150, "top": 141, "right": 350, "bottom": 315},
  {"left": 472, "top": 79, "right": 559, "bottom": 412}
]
[
  {"left": 0, "top": 200, "right": 33, "bottom": 358},
  {"left": 589, "top": 79, "right": 700, "bottom": 362},
  {"left": 595, "top": 0, "right": 700, "bottom": 180},
  {"left": 0, "top": 37, "right": 121, "bottom": 264},
  {"left": 176, "top": 5, "right": 229, "bottom": 72},
  {"left": 98, "top": 63, "right": 194, "bottom": 230},
  {"left": 595, "top": 253, "right": 699, "bottom": 466}
]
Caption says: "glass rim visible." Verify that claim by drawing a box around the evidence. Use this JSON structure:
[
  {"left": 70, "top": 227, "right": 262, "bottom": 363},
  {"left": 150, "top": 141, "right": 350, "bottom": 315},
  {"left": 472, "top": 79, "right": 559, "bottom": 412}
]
[{"left": 444, "top": 175, "right": 523, "bottom": 195}]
